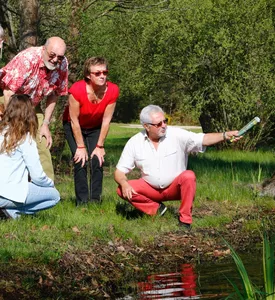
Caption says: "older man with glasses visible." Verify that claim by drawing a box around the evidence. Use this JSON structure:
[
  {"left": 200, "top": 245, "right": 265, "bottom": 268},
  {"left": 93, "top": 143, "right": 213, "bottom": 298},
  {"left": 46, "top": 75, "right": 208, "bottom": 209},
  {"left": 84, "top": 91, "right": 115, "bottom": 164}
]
[
  {"left": 114, "top": 104, "right": 241, "bottom": 231},
  {"left": 0, "top": 36, "right": 68, "bottom": 181}
]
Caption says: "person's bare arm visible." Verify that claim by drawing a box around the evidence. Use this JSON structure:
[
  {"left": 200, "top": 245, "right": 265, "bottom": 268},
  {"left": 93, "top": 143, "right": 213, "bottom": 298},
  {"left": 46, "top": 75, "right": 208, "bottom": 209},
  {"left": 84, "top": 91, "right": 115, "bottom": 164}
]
[
  {"left": 69, "top": 94, "right": 88, "bottom": 167},
  {"left": 202, "top": 130, "right": 241, "bottom": 146},
  {"left": 91, "top": 103, "right": 116, "bottom": 166},
  {"left": 114, "top": 168, "right": 137, "bottom": 200},
  {"left": 3, "top": 89, "right": 15, "bottom": 107},
  {"left": 40, "top": 94, "right": 58, "bottom": 149},
  {"left": 98, "top": 102, "right": 116, "bottom": 146}
]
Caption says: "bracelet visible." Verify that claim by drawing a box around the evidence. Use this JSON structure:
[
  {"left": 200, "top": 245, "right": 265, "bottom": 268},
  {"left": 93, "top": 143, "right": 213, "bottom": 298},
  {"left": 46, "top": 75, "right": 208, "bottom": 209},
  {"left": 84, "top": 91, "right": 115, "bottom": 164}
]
[
  {"left": 96, "top": 144, "right": 104, "bottom": 149},
  {"left": 77, "top": 146, "right": 85, "bottom": 149},
  {"left": 223, "top": 131, "right": 227, "bottom": 141},
  {"left": 43, "top": 120, "right": 50, "bottom": 125}
]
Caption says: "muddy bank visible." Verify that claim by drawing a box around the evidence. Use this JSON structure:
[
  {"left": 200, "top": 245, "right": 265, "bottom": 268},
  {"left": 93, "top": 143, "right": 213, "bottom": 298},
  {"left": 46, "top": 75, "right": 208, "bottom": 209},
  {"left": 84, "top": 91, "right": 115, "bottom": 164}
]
[{"left": 0, "top": 210, "right": 271, "bottom": 299}]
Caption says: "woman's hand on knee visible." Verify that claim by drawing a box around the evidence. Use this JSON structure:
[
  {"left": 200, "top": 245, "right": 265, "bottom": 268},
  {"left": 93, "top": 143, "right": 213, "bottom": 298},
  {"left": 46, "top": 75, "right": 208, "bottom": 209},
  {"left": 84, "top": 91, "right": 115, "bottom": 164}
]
[
  {"left": 91, "top": 148, "right": 105, "bottom": 167},
  {"left": 74, "top": 148, "right": 88, "bottom": 167}
]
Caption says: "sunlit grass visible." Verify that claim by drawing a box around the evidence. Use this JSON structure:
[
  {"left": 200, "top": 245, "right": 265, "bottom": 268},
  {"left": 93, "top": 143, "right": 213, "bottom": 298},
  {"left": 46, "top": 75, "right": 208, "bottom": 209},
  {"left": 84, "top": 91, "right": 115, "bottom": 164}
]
[{"left": 0, "top": 123, "right": 274, "bottom": 263}]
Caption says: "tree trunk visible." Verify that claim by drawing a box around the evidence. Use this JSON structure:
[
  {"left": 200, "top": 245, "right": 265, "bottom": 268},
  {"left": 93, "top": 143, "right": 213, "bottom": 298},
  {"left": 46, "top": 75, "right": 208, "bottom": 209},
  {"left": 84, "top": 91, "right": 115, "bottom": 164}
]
[{"left": 19, "top": 0, "right": 38, "bottom": 50}]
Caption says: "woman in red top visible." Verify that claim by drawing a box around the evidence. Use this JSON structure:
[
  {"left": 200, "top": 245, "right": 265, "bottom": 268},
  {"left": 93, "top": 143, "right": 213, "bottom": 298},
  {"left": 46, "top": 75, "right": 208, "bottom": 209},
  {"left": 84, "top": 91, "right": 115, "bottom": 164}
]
[{"left": 63, "top": 57, "right": 119, "bottom": 206}]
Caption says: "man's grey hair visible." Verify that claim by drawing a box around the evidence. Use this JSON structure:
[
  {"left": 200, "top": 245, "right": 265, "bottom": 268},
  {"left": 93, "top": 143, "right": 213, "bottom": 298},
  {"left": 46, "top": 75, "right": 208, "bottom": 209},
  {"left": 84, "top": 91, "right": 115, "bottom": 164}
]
[{"left": 140, "top": 105, "right": 165, "bottom": 125}]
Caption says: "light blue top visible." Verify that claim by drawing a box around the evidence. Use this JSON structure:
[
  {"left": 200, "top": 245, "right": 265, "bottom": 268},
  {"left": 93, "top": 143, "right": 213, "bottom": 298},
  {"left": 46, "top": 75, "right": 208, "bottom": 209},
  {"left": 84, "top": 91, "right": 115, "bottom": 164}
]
[{"left": 0, "top": 132, "right": 54, "bottom": 203}]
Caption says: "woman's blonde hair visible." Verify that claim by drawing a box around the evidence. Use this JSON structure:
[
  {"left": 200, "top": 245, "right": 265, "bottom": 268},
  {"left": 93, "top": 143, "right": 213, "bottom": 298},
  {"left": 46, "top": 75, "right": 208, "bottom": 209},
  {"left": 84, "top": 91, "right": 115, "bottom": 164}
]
[{"left": 0, "top": 94, "right": 38, "bottom": 154}]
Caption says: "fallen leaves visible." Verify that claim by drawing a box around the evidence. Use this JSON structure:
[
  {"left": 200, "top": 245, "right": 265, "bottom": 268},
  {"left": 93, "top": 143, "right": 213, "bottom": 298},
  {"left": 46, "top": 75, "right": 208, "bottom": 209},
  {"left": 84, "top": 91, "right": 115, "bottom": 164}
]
[
  {"left": 72, "top": 226, "right": 81, "bottom": 234},
  {"left": 213, "top": 248, "right": 231, "bottom": 257}
]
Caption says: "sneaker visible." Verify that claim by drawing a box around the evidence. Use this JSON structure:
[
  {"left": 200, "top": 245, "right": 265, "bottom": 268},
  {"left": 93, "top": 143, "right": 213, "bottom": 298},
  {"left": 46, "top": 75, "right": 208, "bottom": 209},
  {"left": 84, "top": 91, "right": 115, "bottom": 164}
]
[
  {"left": 158, "top": 202, "right": 167, "bottom": 216},
  {"left": 0, "top": 209, "right": 12, "bottom": 220}
]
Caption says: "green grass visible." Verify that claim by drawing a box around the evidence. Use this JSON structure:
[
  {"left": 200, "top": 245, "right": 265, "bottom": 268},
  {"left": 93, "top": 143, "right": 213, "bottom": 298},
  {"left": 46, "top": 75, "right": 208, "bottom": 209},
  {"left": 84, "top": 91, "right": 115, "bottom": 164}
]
[{"left": 0, "top": 123, "right": 275, "bottom": 263}]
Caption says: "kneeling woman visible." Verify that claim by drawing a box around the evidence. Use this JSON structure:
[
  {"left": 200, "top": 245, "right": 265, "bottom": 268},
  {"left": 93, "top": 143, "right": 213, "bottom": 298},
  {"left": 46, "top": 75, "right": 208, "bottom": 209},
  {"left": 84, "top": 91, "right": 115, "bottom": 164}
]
[{"left": 0, "top": 94, "right": 60, "bottom": 219}]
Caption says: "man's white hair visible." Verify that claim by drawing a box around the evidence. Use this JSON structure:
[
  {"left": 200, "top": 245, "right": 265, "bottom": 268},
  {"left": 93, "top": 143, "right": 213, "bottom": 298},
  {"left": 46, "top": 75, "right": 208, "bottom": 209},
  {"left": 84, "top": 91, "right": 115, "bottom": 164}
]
[{"left": 140, "top": 105, "right": 165, "bottom": 125}]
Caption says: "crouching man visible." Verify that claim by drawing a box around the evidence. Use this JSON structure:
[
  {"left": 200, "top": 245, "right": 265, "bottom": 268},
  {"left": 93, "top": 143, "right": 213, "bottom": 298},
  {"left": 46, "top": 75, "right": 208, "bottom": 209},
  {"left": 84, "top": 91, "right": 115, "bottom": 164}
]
[{"left": 114, "top": 105, "right": 241, "bottom": 230}]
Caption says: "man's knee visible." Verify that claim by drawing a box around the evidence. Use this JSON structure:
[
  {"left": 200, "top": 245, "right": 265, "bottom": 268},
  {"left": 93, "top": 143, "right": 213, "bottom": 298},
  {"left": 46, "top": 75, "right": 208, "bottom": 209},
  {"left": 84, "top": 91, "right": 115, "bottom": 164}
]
[{"left": 178, "top": 170, "right": 196, "bottom": 184}]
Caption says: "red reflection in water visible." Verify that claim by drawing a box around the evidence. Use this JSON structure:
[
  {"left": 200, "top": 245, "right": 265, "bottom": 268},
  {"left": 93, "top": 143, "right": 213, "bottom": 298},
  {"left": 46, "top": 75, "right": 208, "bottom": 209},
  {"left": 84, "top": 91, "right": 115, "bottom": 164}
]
[{"left": 137, "top": 263, "right": 200, "bottom": 299}]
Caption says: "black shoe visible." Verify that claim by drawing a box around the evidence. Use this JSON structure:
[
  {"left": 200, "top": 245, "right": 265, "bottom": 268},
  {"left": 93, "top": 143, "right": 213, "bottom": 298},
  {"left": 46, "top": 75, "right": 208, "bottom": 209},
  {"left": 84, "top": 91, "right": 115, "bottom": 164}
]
[
  {"left": 158, "top": 202, "right": 167, "bottom": 216},
  {"left": 178, "top": 220, "right": 191, "bottom": 231}
]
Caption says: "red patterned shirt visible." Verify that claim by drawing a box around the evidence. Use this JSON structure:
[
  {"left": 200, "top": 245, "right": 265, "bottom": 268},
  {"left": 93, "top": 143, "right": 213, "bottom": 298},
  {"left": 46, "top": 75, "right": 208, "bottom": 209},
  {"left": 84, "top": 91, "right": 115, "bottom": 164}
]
[{"left": 0, "top": 46, "right": 68, "bottom": 106}]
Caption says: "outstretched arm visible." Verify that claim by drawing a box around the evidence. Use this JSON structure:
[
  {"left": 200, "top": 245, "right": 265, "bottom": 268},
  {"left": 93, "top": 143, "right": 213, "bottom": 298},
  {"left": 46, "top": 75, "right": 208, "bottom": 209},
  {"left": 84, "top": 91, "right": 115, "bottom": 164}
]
[{"left": 202, "top": 130, "right": 241, "bottom": 146}]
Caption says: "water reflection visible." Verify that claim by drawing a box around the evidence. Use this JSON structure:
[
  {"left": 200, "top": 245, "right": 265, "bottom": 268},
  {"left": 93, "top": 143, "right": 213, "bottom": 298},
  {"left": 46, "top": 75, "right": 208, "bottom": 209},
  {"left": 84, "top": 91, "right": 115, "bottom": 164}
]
[
  {"left": 133, "top": 255, "right": 262, "bottom": 300},
  {"left": 137, "top": 263, "right": 201, "bottom": 299}
]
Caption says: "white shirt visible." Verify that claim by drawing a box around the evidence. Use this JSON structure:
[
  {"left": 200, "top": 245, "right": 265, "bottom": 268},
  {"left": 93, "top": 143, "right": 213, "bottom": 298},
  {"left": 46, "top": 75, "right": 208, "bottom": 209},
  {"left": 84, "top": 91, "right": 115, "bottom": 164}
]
[
  {"left": 0, "top": 132, "right": 54, "bottom": 203},
  {"left": 116, "top": 126, "right": 206, "bottom": 189}
]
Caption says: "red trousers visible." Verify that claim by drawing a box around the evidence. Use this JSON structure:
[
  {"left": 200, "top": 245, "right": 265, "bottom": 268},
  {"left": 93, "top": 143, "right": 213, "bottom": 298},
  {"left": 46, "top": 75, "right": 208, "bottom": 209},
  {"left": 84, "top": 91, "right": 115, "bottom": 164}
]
[{"left": 117, "top": 170, "right": 196, "bottom": 224}]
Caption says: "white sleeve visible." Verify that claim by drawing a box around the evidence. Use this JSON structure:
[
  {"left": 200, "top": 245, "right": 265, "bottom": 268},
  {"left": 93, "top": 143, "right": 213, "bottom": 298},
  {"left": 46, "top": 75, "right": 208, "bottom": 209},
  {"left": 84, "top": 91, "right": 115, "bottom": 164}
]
[
  {"left": 177, "top": 129, "right": 206, "bottom": 153},
  {"left": 116, "top": 137, "right": 136, "bottom": 174},
  {"left": 19, "top": 134, "right": 54, "bottom": 187}
]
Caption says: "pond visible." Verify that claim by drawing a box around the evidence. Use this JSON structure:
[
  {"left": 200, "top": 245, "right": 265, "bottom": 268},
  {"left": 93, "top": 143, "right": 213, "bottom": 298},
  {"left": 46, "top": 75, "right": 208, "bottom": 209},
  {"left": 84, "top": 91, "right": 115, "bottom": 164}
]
[{"left": 116, "top": 254, "right": 263, "bottom": 299}]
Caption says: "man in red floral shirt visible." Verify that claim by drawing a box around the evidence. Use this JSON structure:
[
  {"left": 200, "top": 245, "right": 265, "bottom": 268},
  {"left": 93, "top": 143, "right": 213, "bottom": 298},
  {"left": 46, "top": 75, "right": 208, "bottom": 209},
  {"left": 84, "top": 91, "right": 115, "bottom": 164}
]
[{"left": 0, "top": 36, "right": 68, "bottom": 181}]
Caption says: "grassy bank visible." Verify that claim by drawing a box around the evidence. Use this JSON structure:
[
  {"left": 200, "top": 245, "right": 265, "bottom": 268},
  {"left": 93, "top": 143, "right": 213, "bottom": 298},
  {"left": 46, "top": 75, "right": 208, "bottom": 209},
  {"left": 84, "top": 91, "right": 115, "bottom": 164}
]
[{"left": 0, "top": 123, "right": 274, "bottom": 265}]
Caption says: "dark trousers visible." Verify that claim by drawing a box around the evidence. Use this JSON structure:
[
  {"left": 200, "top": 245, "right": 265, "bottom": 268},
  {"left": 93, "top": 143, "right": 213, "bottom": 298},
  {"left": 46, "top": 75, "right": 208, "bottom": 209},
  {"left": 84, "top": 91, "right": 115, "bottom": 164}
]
[{"left": 63, "top": 122, "right": 103, "bottom": 205}]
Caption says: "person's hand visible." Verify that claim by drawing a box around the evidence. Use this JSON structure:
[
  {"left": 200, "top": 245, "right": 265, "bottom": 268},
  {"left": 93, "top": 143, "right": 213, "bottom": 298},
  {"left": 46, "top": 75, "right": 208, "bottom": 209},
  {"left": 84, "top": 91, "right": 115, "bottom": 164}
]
[
  {"left": 74, "top": 148, "right": 88, "bottom": 167},
  {"left": 91, "top": 147, "right": 105, "bottom": 167},
  {"left": 121, "top": 182, "right": 137, "bottom": 200},
  {"left": 40, "top": 124, "right": 52, "bottom": 148},
  {"left": 225, "top": 130, "right": 242, "bottom": 142}
]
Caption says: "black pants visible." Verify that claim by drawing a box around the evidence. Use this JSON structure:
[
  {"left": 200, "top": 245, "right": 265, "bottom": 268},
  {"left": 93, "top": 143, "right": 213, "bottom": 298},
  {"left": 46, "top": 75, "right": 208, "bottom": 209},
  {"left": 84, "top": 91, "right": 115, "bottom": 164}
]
[{"left": 63, "top": 122, "right": 103, "bottom": 205}]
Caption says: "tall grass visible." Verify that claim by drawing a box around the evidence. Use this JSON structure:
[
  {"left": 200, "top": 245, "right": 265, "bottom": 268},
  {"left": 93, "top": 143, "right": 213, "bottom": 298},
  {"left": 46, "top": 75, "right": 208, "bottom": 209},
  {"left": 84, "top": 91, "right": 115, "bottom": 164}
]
[
  {"left": 225, "top": 232, "right": 275, "bottom": 299},
  {"left": 0, "top": 123, "right": 274, "bottom": 263},
  {"left": 263, "top": 232, "right": 275, "bottom": 299}
]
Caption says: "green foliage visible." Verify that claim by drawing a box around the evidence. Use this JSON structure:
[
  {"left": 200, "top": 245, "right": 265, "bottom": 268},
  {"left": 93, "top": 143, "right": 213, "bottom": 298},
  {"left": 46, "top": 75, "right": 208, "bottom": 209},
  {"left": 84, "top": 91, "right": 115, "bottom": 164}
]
[
  {"left": 3, "top": 0, "right": 275, "bottom": 148},
  {"left": 225, "top": 232, "right": 275, "bottom": 299},
  {"left": 74, "top": 0, "right": 275, "bottom": 148}
]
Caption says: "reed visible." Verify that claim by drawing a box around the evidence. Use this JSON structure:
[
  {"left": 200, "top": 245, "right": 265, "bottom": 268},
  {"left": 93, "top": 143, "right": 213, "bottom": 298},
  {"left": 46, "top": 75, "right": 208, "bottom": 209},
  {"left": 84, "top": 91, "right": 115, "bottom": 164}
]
[{"left": 225, "top": 232, "right": 275, "bottom": 299}]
